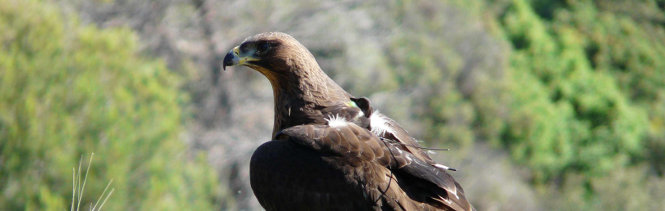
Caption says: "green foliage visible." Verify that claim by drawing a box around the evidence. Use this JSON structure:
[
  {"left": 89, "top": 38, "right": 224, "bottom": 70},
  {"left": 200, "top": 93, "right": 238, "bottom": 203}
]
[
  {"left": 475, "top": 0, "right": 665, "bottom": 208},
  {"left": 497, "top": 0, "right": 647, "bottom": 183},
  {"left": 0, "top": 0, "right": 219, "bottom": 210}
]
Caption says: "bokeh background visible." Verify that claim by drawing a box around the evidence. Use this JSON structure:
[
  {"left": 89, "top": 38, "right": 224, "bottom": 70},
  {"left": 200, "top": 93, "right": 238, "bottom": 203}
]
[{"left": 2, "top": 0, "right": 665, "bottom": 210}]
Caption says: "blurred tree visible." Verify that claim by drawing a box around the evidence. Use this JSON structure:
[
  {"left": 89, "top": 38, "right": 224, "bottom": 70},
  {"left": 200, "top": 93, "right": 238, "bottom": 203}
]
[
  {"left": 0, "top": 0, "right": 220, "bottom": 210},
  {"left": 478, "top": 0, "right": 665, "bottom": 209}
]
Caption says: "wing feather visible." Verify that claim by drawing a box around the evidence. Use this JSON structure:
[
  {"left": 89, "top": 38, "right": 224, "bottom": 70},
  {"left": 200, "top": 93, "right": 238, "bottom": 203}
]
[{"left": 273, "top": 122, "right": 471, "bottom": 210}]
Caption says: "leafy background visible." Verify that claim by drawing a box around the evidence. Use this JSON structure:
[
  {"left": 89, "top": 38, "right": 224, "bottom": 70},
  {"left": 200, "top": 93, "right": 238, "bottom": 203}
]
[{"left": 1, "top": 0, "right": 664, "bottom": 210}]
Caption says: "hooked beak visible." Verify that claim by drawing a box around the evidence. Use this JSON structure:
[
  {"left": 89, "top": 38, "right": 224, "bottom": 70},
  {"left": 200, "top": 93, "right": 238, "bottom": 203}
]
[
  {"left": 222, "top": 47, "right": 240, "bottom": 71},
  {"left": 222, "top": 46, "right": 260, "bottom": 71}
]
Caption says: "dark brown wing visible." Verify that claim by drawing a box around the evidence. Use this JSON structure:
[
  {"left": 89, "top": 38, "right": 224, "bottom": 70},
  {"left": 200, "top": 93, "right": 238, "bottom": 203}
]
[
  {"left": 353, "top": 97, "right": 472, "bottom": 209},
  {"left": 250, "top": 136, "right": 376, "bottom": 211},
  {"left": 250, "top": 122, "right": 471, "bottom": 210}
]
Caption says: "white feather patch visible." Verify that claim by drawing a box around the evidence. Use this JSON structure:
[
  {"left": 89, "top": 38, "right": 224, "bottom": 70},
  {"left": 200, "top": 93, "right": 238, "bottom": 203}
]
[
  {"left": 325, "top": 114, "right": 348, "bottom": 128},
  {"left": 355, "top": 110, "right": 365, "bottom": 119},
  {"left": 369, "top": 111, "right": 394, "bottom": 136},
  {"left": 452, "top": 188, "right": 460, "bottom": 200},
  {"left": 394, "top": 147, "right": 412, "bottom": 162},
  {"left": 434, "top": 164, "right": 452, "bottom": 171},
  {"left": 441, "top": 196, "right": 453, "bottom": 205}
]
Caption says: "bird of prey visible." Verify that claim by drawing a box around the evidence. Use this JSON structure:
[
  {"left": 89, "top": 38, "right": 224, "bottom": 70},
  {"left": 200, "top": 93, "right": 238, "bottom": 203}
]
[{"left": 223, "top": 32, "right": 472, "bottom": 211}]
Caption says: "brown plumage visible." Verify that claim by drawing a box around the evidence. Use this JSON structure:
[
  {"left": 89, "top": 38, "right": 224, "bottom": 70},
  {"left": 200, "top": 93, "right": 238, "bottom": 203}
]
[{"left": 223, "top": 32, "right": 473, "bottom": 211}]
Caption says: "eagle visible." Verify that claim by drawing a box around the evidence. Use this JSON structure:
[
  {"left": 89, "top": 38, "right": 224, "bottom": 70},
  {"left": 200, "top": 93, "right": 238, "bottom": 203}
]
[{"left": 222, "top": 32, "right": 473, "bottom": 211}]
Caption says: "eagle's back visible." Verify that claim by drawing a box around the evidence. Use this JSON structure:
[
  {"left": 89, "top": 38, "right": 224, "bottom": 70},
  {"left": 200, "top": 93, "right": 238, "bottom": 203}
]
[
  {"left": 250, "top": 125, "right": 459, "bottom": 211},
  {"left": 250, "top": 140, "right": 376, "bottom": 211}
]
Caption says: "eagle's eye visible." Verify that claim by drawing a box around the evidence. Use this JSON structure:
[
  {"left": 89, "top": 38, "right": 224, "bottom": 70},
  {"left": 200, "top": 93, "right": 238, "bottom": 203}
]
[
  {"left": 256, "top": 42, "right": 270, "bottom": 55},
  {"left": 239, "top": 43, "right": 250, "bottom": 53}
]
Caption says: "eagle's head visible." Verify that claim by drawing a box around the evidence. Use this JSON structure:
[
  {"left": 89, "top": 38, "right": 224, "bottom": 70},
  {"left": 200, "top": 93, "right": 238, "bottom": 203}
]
[
  {"left": 222, "top": 32, "right": 351, "bottom": 134},
  {"left": 222, "top": 32, "right": 318, "bottom": 79}
]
